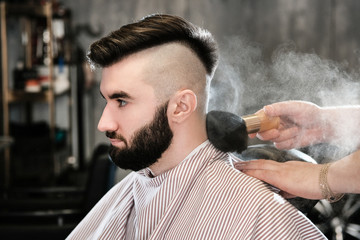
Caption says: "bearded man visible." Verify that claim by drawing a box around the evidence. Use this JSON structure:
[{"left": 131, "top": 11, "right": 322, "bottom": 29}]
[{"left": 67, "top": 14, "right": 325, "bottom": 240}]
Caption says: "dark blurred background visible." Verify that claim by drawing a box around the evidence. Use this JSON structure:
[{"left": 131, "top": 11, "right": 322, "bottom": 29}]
[{"left": 0, "top": 0, "right": 359, "bottom": 239}]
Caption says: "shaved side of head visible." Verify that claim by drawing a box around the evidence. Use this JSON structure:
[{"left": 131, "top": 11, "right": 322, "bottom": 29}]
[{"left": 137, "top": 42, "right": 210, "bottom": 114}]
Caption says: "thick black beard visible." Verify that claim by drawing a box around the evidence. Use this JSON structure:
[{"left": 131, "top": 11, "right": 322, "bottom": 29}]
[{"left": 108, "top": 102, "right": 173, "bottom": 171}]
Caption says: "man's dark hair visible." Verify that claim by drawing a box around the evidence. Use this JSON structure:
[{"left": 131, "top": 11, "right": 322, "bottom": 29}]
[{"left": 87, "top": 14, "right": 219, "bottom": 76}]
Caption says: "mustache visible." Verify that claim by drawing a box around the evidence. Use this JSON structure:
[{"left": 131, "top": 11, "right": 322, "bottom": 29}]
[{"left": 106, "top": 131, "right": 127, "bottom": 143}]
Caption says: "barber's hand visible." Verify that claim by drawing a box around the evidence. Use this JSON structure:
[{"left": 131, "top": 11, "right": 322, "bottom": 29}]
[
  {"left": 234, "top": 160, "right": 323, "bottom": 199},
  {"left": 255, "top": 101, "right": 326, "bottom": 149}
]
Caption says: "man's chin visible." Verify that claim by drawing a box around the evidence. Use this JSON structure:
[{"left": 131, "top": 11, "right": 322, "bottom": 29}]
[{"left": 108, "top": 145, "right": 159, "bottom": 172}]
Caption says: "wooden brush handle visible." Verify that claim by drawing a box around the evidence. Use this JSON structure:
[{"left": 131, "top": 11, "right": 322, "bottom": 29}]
[{"left": 242, "top": 111, "right": 280, "bottom": 134}]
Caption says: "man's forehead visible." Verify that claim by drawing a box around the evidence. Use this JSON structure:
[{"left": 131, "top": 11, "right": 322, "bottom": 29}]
[{"left": 100, "top": 62, "right": 156, "bottom": 100}]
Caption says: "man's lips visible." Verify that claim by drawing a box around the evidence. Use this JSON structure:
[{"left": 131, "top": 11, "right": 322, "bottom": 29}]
[{"left": 109, "top": 138, "right": 124, "bottom": 146}]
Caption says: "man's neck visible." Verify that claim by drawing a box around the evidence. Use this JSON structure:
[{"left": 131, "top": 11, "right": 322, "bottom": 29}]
[{"left": 149, "top": 125, "right": 207, "bottom": 176}]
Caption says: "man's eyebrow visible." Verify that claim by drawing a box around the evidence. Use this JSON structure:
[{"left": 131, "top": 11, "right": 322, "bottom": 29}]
[
  {"left": 100, "top": 91, "right": 133, "bottom": 100},
  {"left": 109, "top": 91, "right": 133, "bottom": 100}
]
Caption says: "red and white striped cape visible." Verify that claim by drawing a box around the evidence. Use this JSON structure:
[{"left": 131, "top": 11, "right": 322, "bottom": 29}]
[{"left": 67, "top": 141, "right": 326, "bottom": 240}]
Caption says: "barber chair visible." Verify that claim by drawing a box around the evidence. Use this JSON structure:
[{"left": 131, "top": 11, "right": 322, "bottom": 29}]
[{"left": 0, "top": 144, "right": 116, "bottom": 240}]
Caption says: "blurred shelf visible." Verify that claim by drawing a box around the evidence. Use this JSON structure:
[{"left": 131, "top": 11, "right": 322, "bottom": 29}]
[
  {"left": 1, "top": 1, "right": 74, "bottom": 188},
  {"left": 7, "top": 89, "right": 70, "bottom": 103},
  {"left": 7, "top": 90, "right": 52, "bottom": 102},
  {"left": 4, "top": 3, "right": 51, "bottom": 18},
  {"left": 0, "top": 136, "right": 13, "bottom": 150}
]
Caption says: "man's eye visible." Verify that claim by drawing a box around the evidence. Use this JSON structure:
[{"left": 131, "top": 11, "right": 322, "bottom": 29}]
[{"left": 117, "top": 99, "right": 127, "bottom": 107}]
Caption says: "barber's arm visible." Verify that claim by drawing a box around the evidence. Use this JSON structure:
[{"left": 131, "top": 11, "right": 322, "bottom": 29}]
[
  {"left": 235, "top": 150, "right": 360, "bottom": 199},
  {"left": 237, "top": 101, "right": 360, "bottom": 200},
  {"left": 256, "top": 101, "right": 360, "bottom": 150}
]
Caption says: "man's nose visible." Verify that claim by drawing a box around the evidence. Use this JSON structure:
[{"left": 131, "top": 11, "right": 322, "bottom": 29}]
[{"left": 97, "top": 106, "right": 118, "bottom": 133}]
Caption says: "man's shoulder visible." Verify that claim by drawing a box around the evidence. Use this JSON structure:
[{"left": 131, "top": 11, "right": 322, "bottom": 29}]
[{"left": 207, "top": 153, "right": 276, "bottom": 198}]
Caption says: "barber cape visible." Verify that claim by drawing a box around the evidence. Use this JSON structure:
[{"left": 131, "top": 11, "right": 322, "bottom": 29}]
[{"left": 67, "top": 141, "right": 326, "bottom": 240}]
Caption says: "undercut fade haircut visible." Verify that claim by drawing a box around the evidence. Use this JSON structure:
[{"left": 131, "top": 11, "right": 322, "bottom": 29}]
[{"left": 87, "top": 14, "right": 219, "bottom": 77}]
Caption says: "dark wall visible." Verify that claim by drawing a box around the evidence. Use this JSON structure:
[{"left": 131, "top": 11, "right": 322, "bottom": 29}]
[{"left": 64, "top": 0, "right": 360, "bottom": 65}]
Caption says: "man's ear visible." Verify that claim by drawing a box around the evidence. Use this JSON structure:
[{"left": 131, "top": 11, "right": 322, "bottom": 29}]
[{"left": 168, "top": 89, "right": 197, "bottom": 123}]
